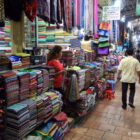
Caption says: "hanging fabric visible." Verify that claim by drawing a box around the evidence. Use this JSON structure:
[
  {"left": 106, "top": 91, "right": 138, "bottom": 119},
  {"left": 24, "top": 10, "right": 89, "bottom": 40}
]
[
  {"left": 4, "top": 0, "right": 23, "bottom": 21},
  {"left": 11, "top": 13, "right": 25, "bottom": 54},
  {"left": 0, "top": 0, "right": 5, "bottom": 27},
  {"left": 63, "top": 0, "right": 72, "bottom": 32},
  {"left": 37, "top": 0, "right": 50, "bottom": 22},
  {"left": 23, "top": 0, "right": 37, "bottom": 22},
  {"left": 50, "top": 0, "right": 57, "bottom": 24},
  {"left": 57, "top": 0, "right": 63, "bottom": 23},
  {"left": 94, "top": 0, "right": 98, "bottom": 38}
]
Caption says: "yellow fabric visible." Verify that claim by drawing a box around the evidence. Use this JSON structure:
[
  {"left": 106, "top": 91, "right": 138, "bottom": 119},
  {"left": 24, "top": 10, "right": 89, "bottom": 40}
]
[
  {"left": 81, "top": 40, "right": 92, "bottom": 52},
  {"left": 118, "top": 56, "right": 140, "bottom": 83}
]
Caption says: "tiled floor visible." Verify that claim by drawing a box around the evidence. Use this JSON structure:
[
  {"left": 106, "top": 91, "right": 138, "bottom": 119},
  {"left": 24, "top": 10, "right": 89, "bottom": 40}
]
[{"left": 64, "top": 83, "right": 140, "bottom": 140}]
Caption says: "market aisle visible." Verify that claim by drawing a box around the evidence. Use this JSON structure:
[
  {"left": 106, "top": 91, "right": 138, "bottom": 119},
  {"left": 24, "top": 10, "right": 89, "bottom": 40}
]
[{"left": 64, "top": 82, "right": 140, "bottom": 140}]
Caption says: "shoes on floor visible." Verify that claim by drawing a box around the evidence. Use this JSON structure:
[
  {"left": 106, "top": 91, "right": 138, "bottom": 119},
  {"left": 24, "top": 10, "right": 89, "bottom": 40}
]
[
  {"left": 122, "top": 105, "right": 127, "bottom": 110},
  {"left": 128, "top": 103, "right": 135, "bottom": 109}
]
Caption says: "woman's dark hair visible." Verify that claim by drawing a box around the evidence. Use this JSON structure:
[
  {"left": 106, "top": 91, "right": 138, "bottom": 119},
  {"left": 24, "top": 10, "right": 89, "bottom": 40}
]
[
  {"left": 47, "top": 45, "right": 62, "bottom": 61},
  {"left": 126, "top": 48, "right": 134, "bottom": 56}
]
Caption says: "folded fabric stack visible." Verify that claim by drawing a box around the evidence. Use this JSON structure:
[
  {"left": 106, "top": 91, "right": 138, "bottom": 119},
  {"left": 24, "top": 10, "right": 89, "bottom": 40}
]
[
  {"left": 85, "top": 69, "right": 91, "bottom": 89},
  {"left": 15, "top": 53, "right": 31, "bottom": 68},
  {"left": 55, "top": 36, "right": 64, "bottom": 43},
  {"left": 17, "top": 72, "right": 30, "bottom": 101},
  {"left": 53, "top": 112, "right": 69, "bottom": 139},
  {"left": 41, "top": 69, "right": 49, "bottom": 93},
  {"left": 76, "top": 70, "right": 86, "bottom": 92},
  {"left": 85, "top": 52, "right": 94, "bottom": 62},
  {"left": 76, "top": 90, "right": 96, "bottom": 116},
  {"left": 0, "top": 104, "right": 5, "bottom": 139},
  {"left": 96, "top": 79, "right": 106, "bottom": 99},
  {"left": 23, "top": 136, "right": 42, "bottom": 140},
  {"left": 6, "top": 103, "right": 30, "bottom": 140},
  {"left": 46, "top": 66, "right": 55, "bottom": 89},
  {"left": 21, "top": 99, "right": 37, "bottom": 131},
  {"left": 45, "top": 92, "right": 62, "bottom": 116},
  {"left": 35, "top": 121, "right": 59, "bottom": 140},
  {"left": 0, "top": 55, "right": 10, "bottom": 70},
  {"left": 97, "top": 22, "right": 110, "bottom": 56},
  {"left": 61, "top": 50, "right": 73, "bottom": 67},
  {"left": 73, "top": 50, "right": 81, "bottom": 66},
  {"left": 28, "top": 71, "right": 37, "bottom": 98},
  {"left": 33, "top": 70, "right": 43, "bottom": 95},
  {"left": 0, "top": 71, "right": 19, "bottom": 106},
  {"left": 8, "top": 56, "right": 22, "bottom": 69},
  {"left": 40, "top": 94, "right": 52, "bottom": 123},
  {"left": 35, "top": 96, "right": 44, "bottom": 126}
]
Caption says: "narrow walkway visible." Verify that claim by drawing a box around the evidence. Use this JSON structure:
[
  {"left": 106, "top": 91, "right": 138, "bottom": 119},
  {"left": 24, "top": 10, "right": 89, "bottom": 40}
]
[{"left": 64, "top": 83, "right": 140, "bottom": 140}]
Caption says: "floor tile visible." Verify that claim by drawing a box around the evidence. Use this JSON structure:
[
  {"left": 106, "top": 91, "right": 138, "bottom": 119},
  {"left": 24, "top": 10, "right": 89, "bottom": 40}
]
[
  {"left": 102, "top": 132, "right": 122, "bottom": 140},
  {"left": 122, "top": 136, "right": 140, "bottom": 140},
  {"left": 98, "top": 124, "right": 116, "bottom": 133},
  {"left": 114, "top": 126, "right": 131, "bottom": 136},
  {"left": 86, "top": 129, "right": 104, "bottom": 138}
]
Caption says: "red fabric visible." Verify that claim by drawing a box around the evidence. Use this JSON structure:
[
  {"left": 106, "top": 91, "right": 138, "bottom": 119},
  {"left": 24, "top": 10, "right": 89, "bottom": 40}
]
[
  {"left": 48, "top": 59, "right": 64, "bottom": 88},
  {"left": 24, "top": 0, "right": 37, "bottom": 22}
]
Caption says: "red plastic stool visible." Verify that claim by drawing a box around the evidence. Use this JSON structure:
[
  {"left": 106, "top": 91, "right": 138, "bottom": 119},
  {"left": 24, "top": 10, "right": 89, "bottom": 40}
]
[{"left": 105, "top": 90, "right": 115, "bottom": 100}]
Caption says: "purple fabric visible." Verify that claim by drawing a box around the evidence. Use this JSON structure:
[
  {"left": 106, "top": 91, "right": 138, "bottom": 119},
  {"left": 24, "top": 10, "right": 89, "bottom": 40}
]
[{"left": 97, "top": 47, "right": 109, "bottom": 56}]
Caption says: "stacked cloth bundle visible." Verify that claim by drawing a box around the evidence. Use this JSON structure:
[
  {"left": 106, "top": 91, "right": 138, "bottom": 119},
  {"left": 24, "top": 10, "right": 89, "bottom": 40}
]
[
  {"left": 61, "top": 50, "right": 73, "bottom": 67},
  {"left": 21, "top": 99, "right": 37, "bottom": 131},
  {"left": 33, "top": 70, "right": 43, "bottom": 95},
  {"left": 0, "top": 55, "right": 10, "bottom": 70},
  {"left": 35, "top": 96, "right": 44, "bottom": 126},
  {"left": 41, "top": 69, "right": 49, "bottom": 93},
  {"left": 6, "top": 103, "right": 30, "bottom": 140},
  {"left": 76, "top": 69, "right": 86, "bottom": 92},
  {"left": 76, "top": 89, "right": 96, "bottom": 116},
  {"left": 40, "top": 93, "right": 52, "bottom": 123},
  {"left": 0, "top": 101, "right": 5, "bottom": 139},
  {"left": 0, "top": 71, "right": 19, "bottom": 106},
  {"left": 84, "top": 69, "right": 91, "bottom": 89},
  {"left": 45, "top": 91, "right": 62, "bottom": 116},
  {"left": 8, "top": 56, "right": 22, "bottom": 69},
  {"left": 97, "top": 22, "right": 110, "bottom": 56},
  {"left": 14, "top": 53, "right": 31, "bottom": 68},
  {"left": 85, "top": 52, "right": 94, "bottom": 62},
  {"left": 46, "top": 66, "right": 55, "bottom": 89},
  {"left": 52, "top": 112, "right": 69, "bottom": 139},
  {"left": 17, "top": 72, "right": 30, "bottom": 101},
  {"left": 28, "top": 71, "right": 37, "bottom": 97}
]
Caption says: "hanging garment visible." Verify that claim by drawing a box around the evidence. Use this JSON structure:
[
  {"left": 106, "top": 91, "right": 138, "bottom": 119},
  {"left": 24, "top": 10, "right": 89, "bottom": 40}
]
[
  {"left": 0, "top": 0, "right": 4, "bottom": 27},
  {"left": 97, "top": 47, "right": 109, "bottom": 56},
  {"left": 4, "top": 0, "right": 23, "bottom": 21},
  {"left": 10, "top": 13, "right": 25, "bottom": 54},
  {"left": 57, "top": 0, "right": 63, "bottom": 23},
  {"left": 63, "top": 0, "right": 72, "bottom": 32},
  {"left": 37, "top": 0, "right": 50, "bottom": 22},
  {"left": 50, "top": 0, "right": 57, "bottom": 24},
  {"left": 23, "top": 0, "right": 37, "bottom": 22}
]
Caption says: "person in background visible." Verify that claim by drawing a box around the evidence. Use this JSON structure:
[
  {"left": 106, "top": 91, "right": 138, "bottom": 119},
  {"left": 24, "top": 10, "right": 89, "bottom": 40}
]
[
  {"left": 117, "top": 48, "right": 140, "bottom": 110},
  {"left": 47, "top": 46, "right": 65, "bottom": 94}
]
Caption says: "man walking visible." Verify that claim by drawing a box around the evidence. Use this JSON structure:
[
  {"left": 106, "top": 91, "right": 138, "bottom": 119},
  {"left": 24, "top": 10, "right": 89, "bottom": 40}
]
[{"left": 117, "top": 48, "right": 140, "bottom": 110}]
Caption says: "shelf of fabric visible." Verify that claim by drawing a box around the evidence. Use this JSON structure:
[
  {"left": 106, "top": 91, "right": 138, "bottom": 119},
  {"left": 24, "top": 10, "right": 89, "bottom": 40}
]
[{"left": 0, "top": 47, "right": 11, "bottom": 50}]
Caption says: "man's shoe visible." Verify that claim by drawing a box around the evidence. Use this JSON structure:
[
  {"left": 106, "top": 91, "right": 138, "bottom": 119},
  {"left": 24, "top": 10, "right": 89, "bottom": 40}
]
[
  {"left": 122, "top": 105, "right": 127, "bottom": 110},
  {"left": 129, "top": 103, "right": 135, "bottom": 109}
]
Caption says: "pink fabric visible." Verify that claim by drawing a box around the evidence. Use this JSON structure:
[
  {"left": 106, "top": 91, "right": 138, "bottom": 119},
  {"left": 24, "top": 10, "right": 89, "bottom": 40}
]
[
  {"left": 94, "top": 0, "right": 98, "bottom": 38},
  {"left": 75, "top": 0, "right": 78, "bottom": 27}
]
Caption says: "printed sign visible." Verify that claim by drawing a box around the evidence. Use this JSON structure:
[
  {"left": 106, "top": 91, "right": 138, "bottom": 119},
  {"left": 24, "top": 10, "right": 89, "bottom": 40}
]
[{"left": 102, "top": 6, "right": 120, "bottom": 21}]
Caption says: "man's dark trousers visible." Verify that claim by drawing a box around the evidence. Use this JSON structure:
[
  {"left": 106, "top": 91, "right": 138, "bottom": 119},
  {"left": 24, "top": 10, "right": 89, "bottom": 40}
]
[{"left": 122, "top": 82, "right": 135, "bottom": 107}]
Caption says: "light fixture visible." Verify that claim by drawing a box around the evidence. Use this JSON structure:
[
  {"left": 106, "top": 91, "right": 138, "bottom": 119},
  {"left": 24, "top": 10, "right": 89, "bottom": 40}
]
[
  {"left": 121, "top": 16, "right": 125, "bottom": 22},
  {"left": 127, "top": 22, "right": 132, "bottom": 29},
  {"left": 114, "top": 0, "right": 121, "bottom": 7}
]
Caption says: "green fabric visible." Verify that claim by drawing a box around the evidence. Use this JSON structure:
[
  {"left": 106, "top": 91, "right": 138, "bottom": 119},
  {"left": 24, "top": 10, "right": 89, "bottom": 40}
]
[
  {"left": 99, "top": 42, "right": 110, "bottom": 48},
  {"left": 136, "top": 0, "right": 140, "bottom": 15}
]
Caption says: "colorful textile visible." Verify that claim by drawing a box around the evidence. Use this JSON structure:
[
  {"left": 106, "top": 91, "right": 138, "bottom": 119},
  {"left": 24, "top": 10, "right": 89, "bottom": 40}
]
[
  {"left": 23, "top": 0, "right": 37, "bottom": 22},
  {"left": 0, "top": 0, "right": 4, "bottom": 27}
]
